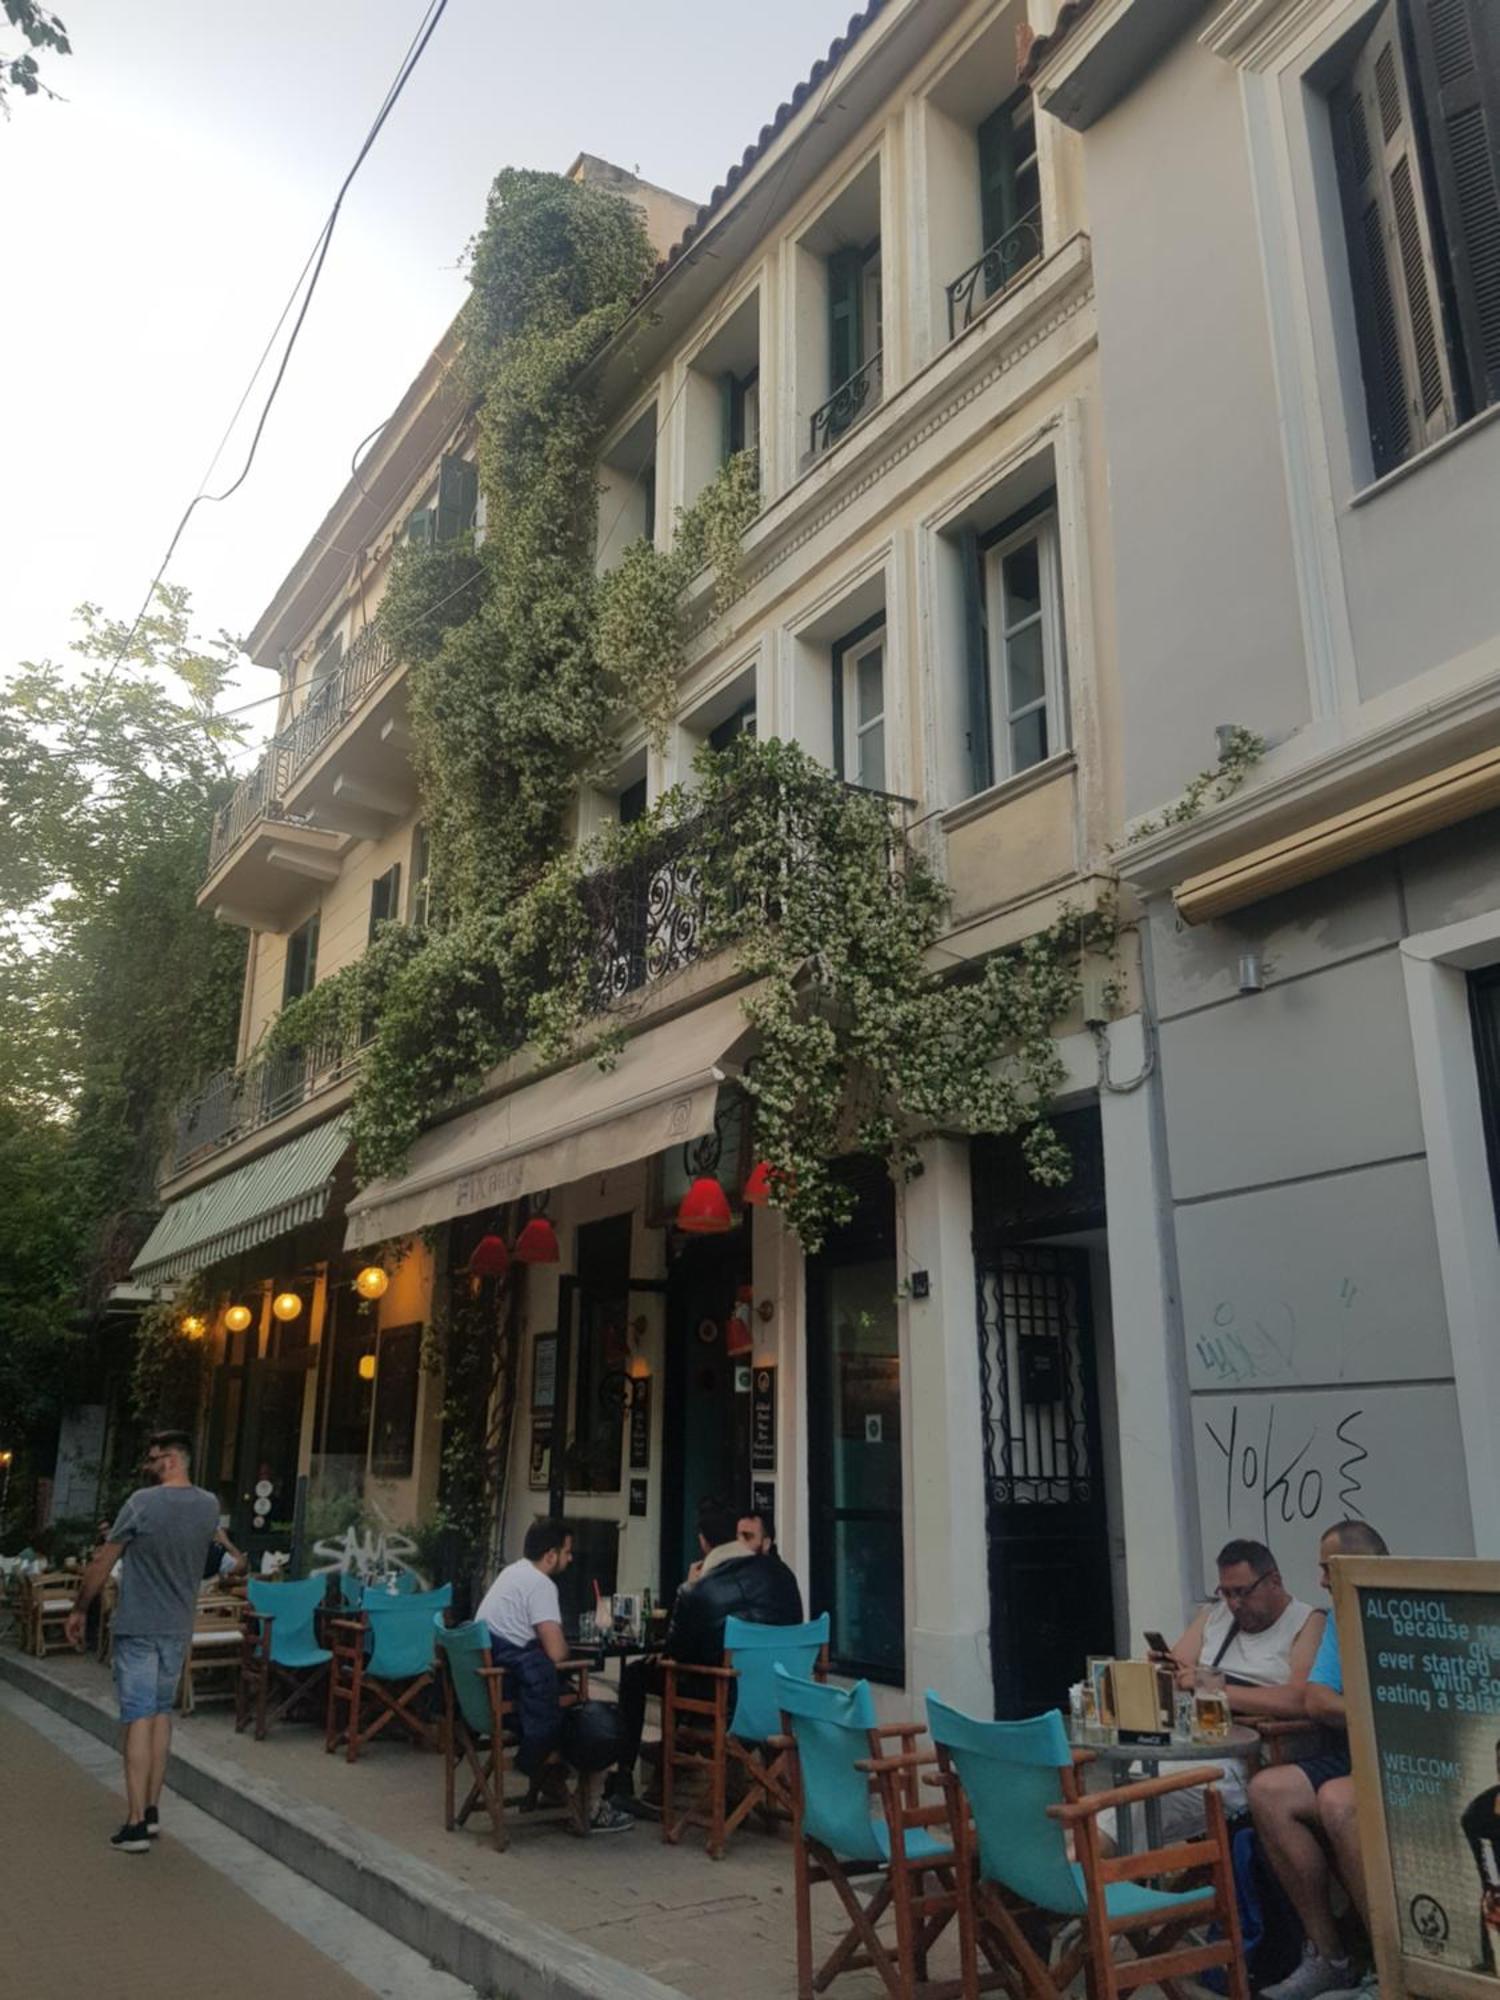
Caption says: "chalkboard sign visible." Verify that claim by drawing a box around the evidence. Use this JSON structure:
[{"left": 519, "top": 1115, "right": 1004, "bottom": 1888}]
[
  {"left": 629, "top": 1377, "right": 651, "bottom": 1471},
  {"left": 1336, "top": 1557, "right": 1500, "bottom": 1998},
  {"left": 629, "top": 1477, "right": 648, "bottom": 1518},
  {"left": 751, "top": 1365, "right": 776, "bottom": 1473}
]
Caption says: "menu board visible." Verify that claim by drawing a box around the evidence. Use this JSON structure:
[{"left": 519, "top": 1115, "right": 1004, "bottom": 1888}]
[
  {"left": 751, "top": 1364, "right": 776, "bottom": 1473},
  {"left": 1336, "top": 1558, "right": 1500, "bottom": 1997}
]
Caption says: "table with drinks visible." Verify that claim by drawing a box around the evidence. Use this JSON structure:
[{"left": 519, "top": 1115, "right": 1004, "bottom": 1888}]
[{"left": 1068, "top": 1662, "right": 1260, "bottom": 1852}]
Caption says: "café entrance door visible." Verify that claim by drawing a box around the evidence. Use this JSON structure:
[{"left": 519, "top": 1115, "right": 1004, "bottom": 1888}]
[
  {"left": 660, "top": 1232, "right": 751, "bottom": 1602},
  {"left": 973, "top": 1110, "right": 1115, "bottom": 1717}
]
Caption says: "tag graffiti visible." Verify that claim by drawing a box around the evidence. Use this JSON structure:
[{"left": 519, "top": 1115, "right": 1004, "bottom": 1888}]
[{"left": 1203, "top": 1401, "right": 1368, "bottom": 1543}]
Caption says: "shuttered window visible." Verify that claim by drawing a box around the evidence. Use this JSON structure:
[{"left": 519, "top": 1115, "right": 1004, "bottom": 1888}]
[
  {"left": 1332, "top": 1, "right": 1457, "bottom": 473},
  {"left": 435, "top": 454, "right": 478, "bottom": 543},
  {"left": 978, "top": 95, "right": 1041, "bottom": 266},
  {"left": 958, "top": 496, "right": 1068, "bottom": 797},
  {"left": 1331, "top": 0, "right": 1500, "bottom": 476},
  {"left": 282, "top": 913, "right": 320, "bottom": 1007},
  {"left": 407, "top": 824, "right": 431, "bottom": 930},
  {"left": 368, "top": 863, "right": 402, "bottom": 941}
]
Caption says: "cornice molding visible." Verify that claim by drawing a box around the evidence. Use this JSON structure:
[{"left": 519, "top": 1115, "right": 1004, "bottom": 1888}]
[{"left": 1199, "top": 0, "right": 1328, "bottom": 67}]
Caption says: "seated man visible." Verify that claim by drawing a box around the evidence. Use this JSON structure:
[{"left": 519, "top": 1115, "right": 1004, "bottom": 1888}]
[
  {"left": 610, "top": 1497, "right": 804, "bottom": 1805},
  {"left": 1152, "top": 1537, "right": 1324, "bottom": 1839},
  {"left": 736, "top": 1509, "right": 805, "bottom": 1622},
  {"left": 476, "top": 1517, "right": 631, "bottom": 1836},
  {"left": 1250, "top": 1518, "right": 1390, "bottom": 2000}
]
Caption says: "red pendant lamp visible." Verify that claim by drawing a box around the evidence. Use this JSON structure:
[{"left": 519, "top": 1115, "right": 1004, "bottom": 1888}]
[
  {"left": 513, "top": 1213, "right": 560, "bottom": 1264},
  {"left": 677, "top": 1173, "right": 733, "bottom": 1234},
  {"left": 469, "top": 1232, "right": 511, "bottom": 1280},
  {"left": 742, "top": 1159, "right": 774, "bottom": 1206}
]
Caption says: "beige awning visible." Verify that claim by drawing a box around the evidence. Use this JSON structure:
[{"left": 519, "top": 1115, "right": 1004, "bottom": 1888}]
[{"left": 343, "top": 984, "right": 760, "bottom": 1251}]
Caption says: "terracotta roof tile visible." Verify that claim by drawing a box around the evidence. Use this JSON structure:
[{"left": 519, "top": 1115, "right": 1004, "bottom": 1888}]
[
  {"left": 641, "top": 2, "right": 890, "bottom": 292},
  {"left": 1018, "top": 0, "right": 1100, "bottom": 84}
]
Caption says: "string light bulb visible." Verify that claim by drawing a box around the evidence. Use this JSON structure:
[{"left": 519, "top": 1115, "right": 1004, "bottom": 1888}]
[
  {"left": 271, "top": 1291, "right": 303, "bottom": 1323},
  {"left": 224, "top": 1304, "right": 253, "bottom": 1334},
  {"left": 354, "top": 1266, "right": 389, "bottom": 1301}
]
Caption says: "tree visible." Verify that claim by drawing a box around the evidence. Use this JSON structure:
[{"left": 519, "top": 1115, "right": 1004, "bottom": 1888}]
[
  {"left": 2, "top": 0, "right": 70, "bottom": 115},
  {"left": 0, "top": 586, "right": 248, "bottom": 1507}
]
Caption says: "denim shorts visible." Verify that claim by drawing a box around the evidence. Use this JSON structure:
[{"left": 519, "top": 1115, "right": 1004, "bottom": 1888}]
[{"left": 113, "top": 1633, "right": 188, "bottom": 1722}]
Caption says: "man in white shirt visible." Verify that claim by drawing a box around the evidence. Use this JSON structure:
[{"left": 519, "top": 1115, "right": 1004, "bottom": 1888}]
[{"left": 476, "top": 1518, "right": 631, "bottom": 1836}]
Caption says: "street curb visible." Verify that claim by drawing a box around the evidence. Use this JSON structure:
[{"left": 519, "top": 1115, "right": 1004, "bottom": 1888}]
[{"left": 0, "top": 1650, "right": 688, "bottom": 2000}]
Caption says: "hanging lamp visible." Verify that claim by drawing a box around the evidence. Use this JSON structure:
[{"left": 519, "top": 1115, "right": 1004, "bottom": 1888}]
[
  {"left": 742, "top": 1160, "right": 774, "bottom": 1206},
  {"left": 470, "top": 1232, "right": 511, "bottom": 1280},
  {"left": 513, "top": 1194, "right": 559, "bottom": 1265}
]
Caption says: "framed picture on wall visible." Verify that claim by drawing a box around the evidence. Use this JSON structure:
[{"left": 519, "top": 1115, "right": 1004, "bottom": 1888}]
[
  {"left": 369, "top": 1323, "right": 422, "bottom": 1479},
  {"left": 531, "top": 1332, "right": 558, "bottom": 1415}
]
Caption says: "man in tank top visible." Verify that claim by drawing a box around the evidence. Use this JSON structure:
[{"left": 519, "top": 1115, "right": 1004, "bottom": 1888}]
[{"left": 1148, "top": 1537, "right": 1324, "bottom": 1838}]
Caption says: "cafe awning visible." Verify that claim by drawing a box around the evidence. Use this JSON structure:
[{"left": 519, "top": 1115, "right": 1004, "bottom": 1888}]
[
  {"left": 131, "top": 1117, "right": 349, "bottom": 1287},
  {"left": 343, "top": 984, "right": 761, "bottom": 1251}
]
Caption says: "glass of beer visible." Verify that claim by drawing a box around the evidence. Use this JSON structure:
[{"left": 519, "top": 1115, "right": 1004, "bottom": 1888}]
[{"left": 1193, "top": 1676, "right": 1232, "bottom": 1743}]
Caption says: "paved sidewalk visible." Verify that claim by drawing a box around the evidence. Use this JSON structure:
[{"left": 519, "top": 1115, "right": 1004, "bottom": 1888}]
[{"left": 0, "top": 1695, "right": 471, "bottom": 2000}]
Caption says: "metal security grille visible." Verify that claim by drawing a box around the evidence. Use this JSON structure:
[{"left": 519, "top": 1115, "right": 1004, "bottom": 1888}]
[{"left": 976, "top": 1245, "right": 1095, "bottom": 1508}]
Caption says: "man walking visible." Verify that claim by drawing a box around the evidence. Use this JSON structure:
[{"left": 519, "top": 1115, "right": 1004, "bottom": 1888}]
[{"left": 65, "top": 1430, "right": 219, "bottom": 1851}]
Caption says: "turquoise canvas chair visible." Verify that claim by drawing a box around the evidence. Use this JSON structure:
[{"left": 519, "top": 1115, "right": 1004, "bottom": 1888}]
[
  {"left": 925, "top": 1692, "right": 1249, "bottom": 2000},
  {"left": 236, "top": 1576, "right": 332, "bottom": 1740},
  {"left": 661, "top": 1612, "right": 830, "bottom": 1858},
  {"left": 432, "top": 1615, "right": 593, "bottom": 1848},
  {"left": 326, "top": 1584, "right": 452, "bottom": 1762},
  {"left": 776, "top": 1664, "right": 959, "bottom": 2000}
]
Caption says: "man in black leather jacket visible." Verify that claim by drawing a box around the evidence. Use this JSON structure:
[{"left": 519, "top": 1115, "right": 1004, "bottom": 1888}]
[{"left": 608, "top": 1498, "right": 804, "bottom": 1803}]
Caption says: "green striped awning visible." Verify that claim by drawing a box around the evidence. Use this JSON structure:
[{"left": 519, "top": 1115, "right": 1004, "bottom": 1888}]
[{"left": 131, "top": 1117, "right": 348, "bottom": 1286}]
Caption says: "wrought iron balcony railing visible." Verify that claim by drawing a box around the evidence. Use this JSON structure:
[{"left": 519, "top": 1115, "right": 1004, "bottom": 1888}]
[
  {"left": 808, "top": 351, "right": 884, "bottom": 458},
  {"left": 206, "top": 625, "right": 399, "bottom": 874},
  {"left": 945, "top": 208, "right": 1044, "bottom": 342},
  {"left": 170, "top": 1034, "right": 360, "bottom": 1176}
]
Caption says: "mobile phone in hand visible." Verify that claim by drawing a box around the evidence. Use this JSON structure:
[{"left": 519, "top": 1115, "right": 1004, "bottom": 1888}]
[{"left": 1144, "top": 1629, "right": 1173, "bottom": 1659}]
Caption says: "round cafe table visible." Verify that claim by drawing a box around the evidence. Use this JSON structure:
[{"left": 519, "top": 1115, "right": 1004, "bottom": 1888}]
[{"left": 1069, "top": 1723, "right": 1261, "bottom": 1852}]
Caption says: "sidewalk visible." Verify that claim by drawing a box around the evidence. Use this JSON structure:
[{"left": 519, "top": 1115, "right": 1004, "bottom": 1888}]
[{"left": 0, "top": 1699, "right": 394, "bottom": 2000}]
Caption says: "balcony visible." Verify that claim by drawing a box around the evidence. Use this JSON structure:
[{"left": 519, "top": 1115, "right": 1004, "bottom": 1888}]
[
  {"left": 170, "top": 1036, "right": 361, "bottom": 1177},
  {"left": 201, "top": 626, "right": 415, "bottom": 928},
  {"left": 945, "top": 208, "right": 1044, "bottom": 342},
  {"left": 808, "top": 352, "right": 884, "bottom": 459}
]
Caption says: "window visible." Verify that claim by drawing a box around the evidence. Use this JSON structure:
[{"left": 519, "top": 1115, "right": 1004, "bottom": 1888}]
[
  {"left": 404, "top": 452, "right": 478, "bottom": 547},
  {"left": 1329, "top": 0, "right": 1500, "bottom": 476},
  {"left": 722, "top": 368, "right": 760, "bottom": 462},
  {"left": 807, "top": 1159, "right": 904, "bottom": 1682},
  {"left": 1469, "top": 964, "right": 1500, "bottom": 1230},
  {"left": 617, "top": 775, "right": 648, "bottom": 826},
  {"left": 977, "top": 93, "right": 1040, "bottom": 265},
  {"left": 407, "top": 825, "right": 431, "bottom": 930},
  {"left": 282, "top": 912, "right": 319, "bottom": 1006},
  {"left": 707, "top": 696, "right": 757, "bottom": 753},
  {"left": 829, "top": 241, "right": 883, "bottom": 390},
  {"left": 368, "top": 863, "right": 402, "bottom": 941},
  {"left": 565, "top": 1214, "right": 632, "bottom": 1494},
  {"left": 961, "top": 500, "right": 1068, "bottom": 792},
  {"left": 832, "top": 616, "right": 887, "bottom": 792}
]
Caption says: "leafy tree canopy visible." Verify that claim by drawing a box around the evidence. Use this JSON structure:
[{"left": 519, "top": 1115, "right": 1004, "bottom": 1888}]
[{"left": 2, "top": 0, "right": 70, "bottom": 115}]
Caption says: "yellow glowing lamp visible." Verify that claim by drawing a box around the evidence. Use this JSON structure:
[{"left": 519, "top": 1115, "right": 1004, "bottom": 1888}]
[
  {"left": 271, "top": 1291, "right": 303, "bottom": 1323},
  {"left": 224, "top": 1303, "right": 253, "bottom": 1334},
  {"left": 358, "top": 1353, "right": 377, "bottom": 1382},
  {"left": 625, "top": 1352, "right": 651, "bottom": 1381},
  {"left": 354, "top": 1265, "right": 389, "bottom": 1302},
  {"left": 180, "top": 1314, "right": 206, "bottom": 1339}
]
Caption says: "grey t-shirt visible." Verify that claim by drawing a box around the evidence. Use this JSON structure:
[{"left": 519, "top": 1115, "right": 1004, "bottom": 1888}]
[{"left": 108, "top": 1484, "right": 221, "bottom": 1639}]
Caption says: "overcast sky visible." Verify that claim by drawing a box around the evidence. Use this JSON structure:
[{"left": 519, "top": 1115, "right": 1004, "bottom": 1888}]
[{"left": 3, "top": 0, "right": 860, "bottom": 756}]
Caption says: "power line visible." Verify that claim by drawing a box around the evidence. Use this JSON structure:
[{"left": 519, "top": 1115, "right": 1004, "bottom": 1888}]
[{"left": 60, "top": 0, "right": 451, "bottom": 768}]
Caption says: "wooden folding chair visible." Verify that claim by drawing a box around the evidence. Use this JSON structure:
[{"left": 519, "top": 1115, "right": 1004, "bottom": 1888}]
[
  {"left": 325, "top": 1585, "right": 452, "bottom": 1762},
  {"left": 22, "top": 1570, "right": 80, "bottom": 1656},
  {"left": 434, "top": 1616, "right": 593, "bottom": 1848},
  {"left": 662, "top": 1612, "right": 830, "bottom": 1858},
  {"left": 236, "top": 1577, "right": 332, "bottom": 1740},
  {"left": 778, "top": 1665, "right": 966, "bottom": 1999},
  {"left": 178, "top": 1596, "right": 244, "bottom": 1715},
  {"left": 927, "top": 1692, "right": 1250, "bottom": 2000}
]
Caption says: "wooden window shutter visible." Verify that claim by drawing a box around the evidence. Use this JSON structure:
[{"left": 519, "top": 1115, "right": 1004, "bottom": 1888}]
[
  {"left": 435, "top": 455, "right": 478, "bottom": 543},
  {"left": 369, "top": 864, "right": 401, "bottom": 940},
  {"left": 1408, "top": 0, "right": 1500, "bottom": 411},
  {"left": 828, "top": 248, "right": 864, "bottom": 390},
  {"left": 960, "top": 526, "right": 995, "bottom": 796},
  {"left": 1332, "top": 2, "right": 1458, "bottom": 472},
  {"left": 978, "top": 102, "right": 1019, "bottom": 252},
  {"left": 721, "top": 372, "right": 740, "bottom": 461}
]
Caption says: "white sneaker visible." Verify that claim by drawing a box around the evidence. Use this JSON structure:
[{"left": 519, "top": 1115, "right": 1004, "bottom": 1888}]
[{"left": 1259, "top": 1944, "right": 1355, "bottom": 2000}]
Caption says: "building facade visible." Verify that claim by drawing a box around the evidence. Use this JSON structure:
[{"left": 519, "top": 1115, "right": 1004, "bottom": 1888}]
[
  {"left": 133, "top": 0, "right": 1491, "bottom": 1721},
  {"left": 1023, "top": 0, "right": 1500, "bottom": 1604}
]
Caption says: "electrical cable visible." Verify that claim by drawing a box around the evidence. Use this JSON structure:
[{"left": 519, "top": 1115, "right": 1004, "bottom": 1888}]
[{"left": 56, "top": 0, "right": 450, "bottom": 769}]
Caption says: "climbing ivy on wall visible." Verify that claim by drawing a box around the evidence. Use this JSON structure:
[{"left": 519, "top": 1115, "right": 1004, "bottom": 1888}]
[{"left": 258, "top": 168, "right": 1114, "bottom": 1251}]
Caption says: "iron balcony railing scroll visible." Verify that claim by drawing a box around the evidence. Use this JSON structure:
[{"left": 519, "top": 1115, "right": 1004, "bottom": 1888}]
[
  {"left": 808, "top": 351, "right": 884, "bottom": 458},
  {"left": 945, "top": 208, "right": 1044, "bottom": 342},
  {"left": 578, "top": 776, "right": 912, "bottom": 1016},
  {"left": 206, "top": 626, "right": 398, "bottom": 876}
]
